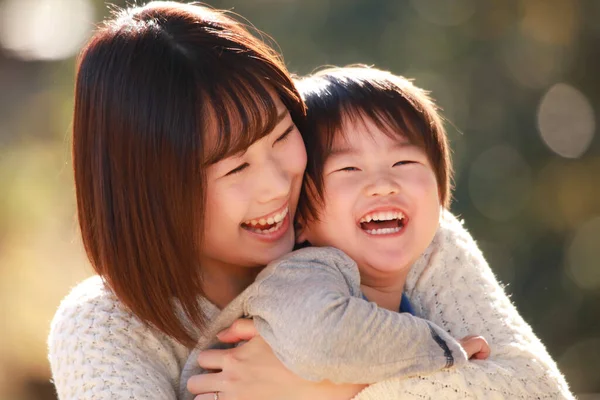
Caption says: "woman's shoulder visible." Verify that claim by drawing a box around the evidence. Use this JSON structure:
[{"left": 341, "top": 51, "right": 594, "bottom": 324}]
[
  {"left": 50, "top": 275, "right": 130, "bottom": 328},
  {"left": 48, "top": 276, "right": 190, "bottom": 398},
  {"left": 48, "top": 275, "right": 190, "bottom": 363},
  {"left": 49, "top": 275, "right": 188, "bottom": 349}
]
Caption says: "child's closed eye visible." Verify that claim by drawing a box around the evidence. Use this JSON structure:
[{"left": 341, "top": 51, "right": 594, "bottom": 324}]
[
  {"left": 393, "top": 161, "right": 416, "bottom": 167},
  {"left": 336, "top": 166, "right": 361, "bottom": 172}
]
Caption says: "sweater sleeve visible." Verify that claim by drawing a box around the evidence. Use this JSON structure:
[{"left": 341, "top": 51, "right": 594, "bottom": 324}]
[
  {"left": 352, "top": 212, "right": 574, "bottom": 400},
  {"left": 245, "top": 246, "right": 468, "bottom": 384},
  {"left": 48, "top": 276, "right": 188, "bottom": 400}
]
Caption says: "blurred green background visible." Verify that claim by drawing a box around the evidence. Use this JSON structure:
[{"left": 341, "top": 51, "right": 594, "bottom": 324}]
[{"left": 0, "top": 0, "right": 598, "bottom": 399}]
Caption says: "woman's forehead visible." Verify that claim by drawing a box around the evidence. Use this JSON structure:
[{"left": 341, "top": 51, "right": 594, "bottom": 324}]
[{"left": 201, "top": 86, "right": 288, "bottom": 163}]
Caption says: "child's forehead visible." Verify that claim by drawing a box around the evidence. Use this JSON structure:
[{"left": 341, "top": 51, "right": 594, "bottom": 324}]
[{"left": 331, "top": 114, "right": 411, "bottom": 150}]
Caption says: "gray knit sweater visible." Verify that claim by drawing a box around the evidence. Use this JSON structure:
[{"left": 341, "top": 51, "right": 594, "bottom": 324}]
[{"left": 179, "top": 246, "right": 468, "bottom": 399}]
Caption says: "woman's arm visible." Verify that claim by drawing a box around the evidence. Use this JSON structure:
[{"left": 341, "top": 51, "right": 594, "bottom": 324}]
[
  {"left": 244, "top": 246, "right": 468, "bottom": 384},
  {"left": 189, "top": 325, "right": 367, "bottom": 400},
  {"left": 352, "top": 211, "right": 574, "bottom": 399},
  {"left": 48, "top": 276, "right": 188, "bottom": 399}
]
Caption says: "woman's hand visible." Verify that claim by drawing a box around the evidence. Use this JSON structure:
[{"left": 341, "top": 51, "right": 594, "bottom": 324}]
[{"left": 187, "top": 319, "right": 366, "bottom": 400}]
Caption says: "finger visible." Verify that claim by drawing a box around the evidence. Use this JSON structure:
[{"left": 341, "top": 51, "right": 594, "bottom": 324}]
[
  {"left": 217, "top": 318, "right": 258, "bottom": 343},
  {"left": 194, "top": 394, "right": 226, "bottom": 400},
  {"left": 460, "top": 341, "right": 476, "bottom": 358},
  {"left": 196, "top": 348, "right": 231, "bottom": 370},
  {"left": 187, "top": 371, "right": 225, "bottom": 395},
  {"left": 473, "top": 343, "right": 491, "bottom": 360}
]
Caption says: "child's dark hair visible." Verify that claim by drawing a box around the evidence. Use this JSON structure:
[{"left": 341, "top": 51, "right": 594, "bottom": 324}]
[{"left": 294, "top": 66, "right": 453, "bottom": 222}]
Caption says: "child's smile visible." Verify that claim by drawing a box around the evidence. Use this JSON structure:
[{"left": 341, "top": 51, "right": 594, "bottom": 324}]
[{"left": 358, "top": 207, "right": 407, "bottom": 236}]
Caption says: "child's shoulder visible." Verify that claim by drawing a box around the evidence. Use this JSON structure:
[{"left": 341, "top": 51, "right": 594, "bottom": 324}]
[
  {"left": 257, "top": 246, "right": 360, "bottom": 284},
  {"left": 281, "top": 245, "right": 355, "bottom": 263}
]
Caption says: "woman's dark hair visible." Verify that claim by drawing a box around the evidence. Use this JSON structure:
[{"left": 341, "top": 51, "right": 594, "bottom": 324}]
[
  {"left": 295, "top": 66, "right": 453, "bottom": 223},
  {"left": 73, "top": 1, "right": 305, "bottom": 347}
]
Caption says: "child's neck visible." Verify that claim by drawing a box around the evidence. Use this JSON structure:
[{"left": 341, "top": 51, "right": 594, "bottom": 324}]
[{"left": 360, "top": 273, "right": 408, "bottom": 312}]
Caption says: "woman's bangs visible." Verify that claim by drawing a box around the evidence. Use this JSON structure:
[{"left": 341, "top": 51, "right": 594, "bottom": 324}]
[{"left": 201, "top": 73, "right": 281, "bottom": 165}]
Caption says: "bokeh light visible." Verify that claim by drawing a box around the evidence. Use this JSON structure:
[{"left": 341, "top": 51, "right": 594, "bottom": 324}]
[
  {"left": 519, "top": 0, "right": 579, "bottom": 45},
  {"left": 468, "top": 145, "right": 532, "bottom": 221},
  {"left": 537, "top": 83, "right": 595, "bottom": 159},
  {"left": 0, "top": 0, "right": 94, "bottom": 61},
  {"left": 566, "top": 216, "right": 600, "bottom": 290},
  {"left": 409, "top": 0, "right": 476, "bottom": 27},
  {"left": 502, "top": 36, "right": 566, "bottom": 89},
  {"left": 559, "top": 338, "right": 600, "bottom": 394}
]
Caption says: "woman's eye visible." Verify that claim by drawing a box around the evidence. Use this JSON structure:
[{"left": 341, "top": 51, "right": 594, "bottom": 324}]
[
  {"left": 338, "top": 166, "right": 360, "bottom": 172},
  {"left": 274, "top": 126, "right": 293, "bottom": 144},
  {"left": 225, "top": 163, "right": 249, "bottom": 176},
  {"left": 393, "top": 161, "right": 415, "bottom": 167}
]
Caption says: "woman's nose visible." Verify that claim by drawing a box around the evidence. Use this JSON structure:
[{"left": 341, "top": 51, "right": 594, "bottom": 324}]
[{"left": 256, "top": 156, "right": 290, "bottom": 204}]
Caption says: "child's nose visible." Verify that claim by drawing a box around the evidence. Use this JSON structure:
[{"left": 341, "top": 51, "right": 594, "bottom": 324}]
[{"left": 364, "top": 174, "right": 400, "bottom": 197}]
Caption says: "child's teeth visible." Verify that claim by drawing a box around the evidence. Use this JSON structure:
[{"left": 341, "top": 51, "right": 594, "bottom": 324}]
[
  {"left": 360, "top": 211, "right": 405, "bottom": 223},
  {"left": 267, "top": 217, "right": 274, "bottom": 225},
  {"left": 366, "top": 227, "right": 402, "bottom": 235}
]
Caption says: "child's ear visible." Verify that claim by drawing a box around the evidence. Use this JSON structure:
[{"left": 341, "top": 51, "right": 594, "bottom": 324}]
[{"left": 294, "top": 217, "right": 309, "bottom": 244}]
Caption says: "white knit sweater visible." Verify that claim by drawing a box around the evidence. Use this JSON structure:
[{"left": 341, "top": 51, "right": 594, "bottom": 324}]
[{"left": 47, "top": 212, "right": 574, "bottom": 399}]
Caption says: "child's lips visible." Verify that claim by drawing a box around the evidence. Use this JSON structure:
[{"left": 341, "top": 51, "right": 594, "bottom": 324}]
[
  {"left": 356, "top": 206, "right": 408, "bottom": 226},
  {"left": 359, "top": 217, "right": 408, "bottom": 236}
]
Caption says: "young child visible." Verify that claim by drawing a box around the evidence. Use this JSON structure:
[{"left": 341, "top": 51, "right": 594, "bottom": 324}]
[{"left": 180, "top": 66, "right": 489, "bottom": 398}]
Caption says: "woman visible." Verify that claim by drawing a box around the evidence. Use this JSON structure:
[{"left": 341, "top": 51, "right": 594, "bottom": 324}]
[{"left": 48, "top": 2, "right": 572, "bottom": 399}]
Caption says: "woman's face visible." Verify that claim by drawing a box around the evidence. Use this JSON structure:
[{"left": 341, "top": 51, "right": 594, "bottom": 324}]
[{"left": 200, "top": 96, "right": 307, "bottom": 271}]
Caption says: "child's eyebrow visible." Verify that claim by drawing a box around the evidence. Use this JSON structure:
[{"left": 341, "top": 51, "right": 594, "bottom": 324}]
[{"left": 327, "top": 147, "right": 359, "bottom": 157}]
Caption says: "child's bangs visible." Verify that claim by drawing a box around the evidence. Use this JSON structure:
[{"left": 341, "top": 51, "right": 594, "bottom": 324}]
[
  {"left": 201, "top": 72, "right": 281, "bottom": 165},
  {"left": 337, "top": 98, "right": 428, "bottom": 150}
]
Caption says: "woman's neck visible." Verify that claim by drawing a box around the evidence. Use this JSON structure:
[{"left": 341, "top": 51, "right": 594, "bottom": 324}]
[{"left": 201, "top": 261, "right": 263, "bottom": 309}]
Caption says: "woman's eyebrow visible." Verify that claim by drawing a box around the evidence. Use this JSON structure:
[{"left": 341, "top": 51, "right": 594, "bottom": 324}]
[{"left": 274, "top": 109, "right": 288, "bottom": 125}]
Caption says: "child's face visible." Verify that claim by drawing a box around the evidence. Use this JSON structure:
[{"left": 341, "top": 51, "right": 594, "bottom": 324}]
[{"left": 299, "top": 116, "right": 441, "bottom": 282}]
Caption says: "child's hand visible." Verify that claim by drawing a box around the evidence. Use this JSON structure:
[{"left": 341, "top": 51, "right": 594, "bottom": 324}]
[{"left": 459, "top": 335, "right": 491, "bottom": 360}]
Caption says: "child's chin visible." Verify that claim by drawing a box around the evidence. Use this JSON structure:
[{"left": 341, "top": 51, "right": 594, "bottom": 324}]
[{"left": 368, "top": 256, "right": 412, "bottom": 274}]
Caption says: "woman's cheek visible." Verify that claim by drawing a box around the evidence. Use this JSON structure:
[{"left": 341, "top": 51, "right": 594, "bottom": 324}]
[{"left": 287, "top": 132, "right": 308, "bottom": 174}]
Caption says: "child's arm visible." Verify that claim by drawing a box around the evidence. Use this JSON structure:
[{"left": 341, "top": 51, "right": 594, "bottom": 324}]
[
  {"left": 351, "top": 212, "right": 574, "bottom": 399},
  {"left": 244, "top": 246, "right": 468, "bottom": 384}
]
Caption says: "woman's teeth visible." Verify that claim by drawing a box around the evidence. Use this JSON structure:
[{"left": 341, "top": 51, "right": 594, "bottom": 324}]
[
  {"left": 359, "top": 210, "right": 404, "bottom": 223},
  {"left": 242, "top": 207, "right": 288, "bottom": 233}
]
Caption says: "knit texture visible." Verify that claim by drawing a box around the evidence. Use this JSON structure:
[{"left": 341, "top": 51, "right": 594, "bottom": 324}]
[
  {"left": 352, "top": 212, "right": 573, "bottom": 400},
  {"left": 179, "top": 246, "right": 468, "bottom": 399},
  {"left": 47, "top": 212, "right": 573, "bottom": 399}
]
